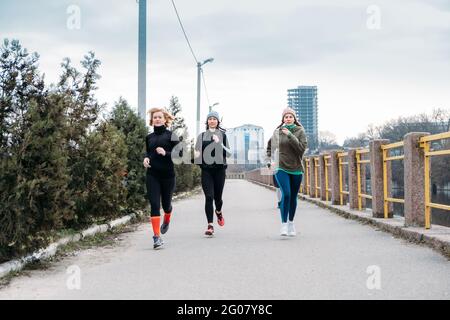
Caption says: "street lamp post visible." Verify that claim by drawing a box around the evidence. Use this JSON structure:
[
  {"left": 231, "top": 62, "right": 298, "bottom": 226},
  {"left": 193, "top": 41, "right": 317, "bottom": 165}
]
[
  {"left": 138, "top": 0, "right": 147, "bottom": 121},
  {"left": 196, "top": 58, "right": 214, "bottom": 138}
]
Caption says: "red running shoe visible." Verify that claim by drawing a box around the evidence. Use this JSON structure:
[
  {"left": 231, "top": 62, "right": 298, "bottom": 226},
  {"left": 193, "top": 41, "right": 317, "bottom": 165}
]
[{"left": 215, "top": 210, "right": 225, "bottom": 227}]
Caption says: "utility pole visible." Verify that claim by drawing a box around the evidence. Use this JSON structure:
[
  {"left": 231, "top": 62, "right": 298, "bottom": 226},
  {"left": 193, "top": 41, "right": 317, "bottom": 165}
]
[
  {"left": 196, "top": 58, "right": 214, "bottom": 138},
  {"left": 196, "top": 62, "right": 201, "bottom": 137},
  {"left": 138, "top": 0, "right": 147, "bottom": 121}
]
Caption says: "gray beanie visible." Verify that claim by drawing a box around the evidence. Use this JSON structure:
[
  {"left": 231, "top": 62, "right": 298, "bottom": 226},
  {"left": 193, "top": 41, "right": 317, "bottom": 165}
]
[{"left": 206, "top": 111, "right": 220, "bottom": 122}]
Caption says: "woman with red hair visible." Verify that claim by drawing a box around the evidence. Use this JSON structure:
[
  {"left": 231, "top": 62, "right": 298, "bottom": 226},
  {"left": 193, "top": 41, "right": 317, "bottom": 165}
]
[{"left": 143, "top": 107, "right": 181, "bottom": 249}]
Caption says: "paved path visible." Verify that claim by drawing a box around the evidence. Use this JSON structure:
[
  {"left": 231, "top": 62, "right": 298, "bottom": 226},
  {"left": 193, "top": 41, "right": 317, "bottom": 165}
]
[{"left": 0, "top": 180, "right": 449, "bottom": 300}]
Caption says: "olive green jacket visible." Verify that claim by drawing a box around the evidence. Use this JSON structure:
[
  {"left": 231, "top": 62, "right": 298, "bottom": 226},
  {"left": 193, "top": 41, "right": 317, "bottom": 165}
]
[{"left": 265, "top": 125, "right": 308, "bottom": 173}]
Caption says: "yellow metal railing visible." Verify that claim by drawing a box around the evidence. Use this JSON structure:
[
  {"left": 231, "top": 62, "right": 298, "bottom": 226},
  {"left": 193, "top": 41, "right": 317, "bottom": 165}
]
[
  {"left": 419, "top": 131, "right": 450, "bottom": 229},
  {"left": 381, "top": 141, "right": 405, "bottom": 219},
  {"left": 356, "top": 148, "right": 372, "bottom": 210},
  {"left": 304, "top": 158, "right": 310, "bottom": 196},
  {"left": 314, "top": 157, "right": 320, "bottom": 198},
  {"left": 324, "top": 155, "right": 332, "bottom": 201},
  {"left": 259, "top": 131, "right": 450, "bottom": 229},
  {"left": 338, "top": 152, "right": 349, "bottom": 205}
]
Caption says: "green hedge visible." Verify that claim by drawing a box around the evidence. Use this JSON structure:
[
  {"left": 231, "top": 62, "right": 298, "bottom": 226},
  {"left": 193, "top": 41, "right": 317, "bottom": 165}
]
[{"left": 0, "top": 40, "right": 199, "bottom": 262}]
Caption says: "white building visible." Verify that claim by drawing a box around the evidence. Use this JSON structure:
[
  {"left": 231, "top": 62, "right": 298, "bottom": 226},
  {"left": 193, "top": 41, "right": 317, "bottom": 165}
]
[{"left": 226, "top": 124, "right": 264, "bottom": 168}]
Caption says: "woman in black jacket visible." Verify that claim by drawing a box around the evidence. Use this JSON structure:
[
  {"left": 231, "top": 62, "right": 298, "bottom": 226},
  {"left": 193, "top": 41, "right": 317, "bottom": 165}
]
[
  {"left": 194, "top": 111, "right": 232, "bottom": 237},
  {"left": 143, "top": 107, "right": 181, "bottom": 249}
]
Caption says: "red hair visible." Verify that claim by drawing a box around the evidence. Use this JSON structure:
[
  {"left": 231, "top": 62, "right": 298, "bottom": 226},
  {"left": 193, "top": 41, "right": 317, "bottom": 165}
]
[{"left": 147, "top": 107, "right": 175, "bottom": 127}]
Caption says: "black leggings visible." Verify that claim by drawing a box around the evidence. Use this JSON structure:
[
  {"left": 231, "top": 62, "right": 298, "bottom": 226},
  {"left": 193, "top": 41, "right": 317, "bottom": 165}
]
[
  {"left": 146, "top": 174, "right": 175, "bottom": 217},
  {"left": 201, "top": 168, "right": 226, "bottom": 223}
]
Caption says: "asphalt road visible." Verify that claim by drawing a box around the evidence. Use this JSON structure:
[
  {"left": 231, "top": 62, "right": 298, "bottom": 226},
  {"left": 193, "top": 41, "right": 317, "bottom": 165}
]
[{"left": 0, "top": 180, "right": 449, "bottom": 300}]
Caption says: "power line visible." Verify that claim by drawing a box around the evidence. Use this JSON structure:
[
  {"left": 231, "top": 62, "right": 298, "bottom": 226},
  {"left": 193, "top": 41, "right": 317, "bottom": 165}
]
[
  {"left": 169, "top": 0, "right": 198, "bottom": 64},
  {"left": 201, "top": 69, "right": 211, "bottom": 107},
  {"left": 169, "top": 0, "right": 216, "bottom": 123}
]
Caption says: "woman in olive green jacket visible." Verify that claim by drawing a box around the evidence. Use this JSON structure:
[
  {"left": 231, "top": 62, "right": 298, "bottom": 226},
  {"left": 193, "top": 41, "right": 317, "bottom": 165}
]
[{"left": 266, "top": 108, "right": 308, "bottom": 236}]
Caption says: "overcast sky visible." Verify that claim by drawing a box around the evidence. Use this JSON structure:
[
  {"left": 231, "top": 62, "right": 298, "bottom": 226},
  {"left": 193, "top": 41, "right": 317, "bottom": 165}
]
[{"left": 1, "top": 0, "right": 449, "bottom": 144}]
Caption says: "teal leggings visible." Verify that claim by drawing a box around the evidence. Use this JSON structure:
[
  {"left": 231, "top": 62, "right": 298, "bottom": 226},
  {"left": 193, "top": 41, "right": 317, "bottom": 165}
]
[{"left": 274, "top": 170, "right": 303, "bottom": 223}]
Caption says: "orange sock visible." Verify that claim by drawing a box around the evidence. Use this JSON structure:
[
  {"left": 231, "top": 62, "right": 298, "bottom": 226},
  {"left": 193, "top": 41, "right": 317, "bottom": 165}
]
[
  {"left": 151, "top": 216, "right": 161, "bottom": 236},
  {"left": 163, "top": 212, "right": 172, "bottom": 224}
]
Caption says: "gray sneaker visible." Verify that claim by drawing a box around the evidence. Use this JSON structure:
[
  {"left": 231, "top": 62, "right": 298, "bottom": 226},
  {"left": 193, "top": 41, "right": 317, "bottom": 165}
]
[
  {"left": 161, "top": 222, "right": 169, "bottom": 234},
  {"left": 153, "top": 236, "right": 164, "bottom": 249}
]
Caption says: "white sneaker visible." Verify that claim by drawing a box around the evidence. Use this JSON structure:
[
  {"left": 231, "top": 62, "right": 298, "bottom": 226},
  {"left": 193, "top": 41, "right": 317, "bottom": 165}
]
[
  {"left": 280, "top": 223, "right": 288, "bottom": 236},
  {"left": 287, "top": 221, "right": 296, "bottom": 237}
]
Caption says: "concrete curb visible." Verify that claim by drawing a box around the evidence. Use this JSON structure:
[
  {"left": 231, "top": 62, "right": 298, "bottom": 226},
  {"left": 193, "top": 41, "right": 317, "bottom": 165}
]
[
  {"left": 0, "top": 260, "right": 24, "bottom": 280},
  {"left": 80, "top": 224, "right": 109, "bottom": 239},
  {"left": 0, "top": 213, "right": 138, "bottom": 279},
  {"left": 107, "top": 215, "right": 134, "bottom": 229},
  {"left": 0, "top": 187, "right": 202, "bottom": 280},
  {"left": 247, "top": 179, "right": 450, "bottom": 259}
]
